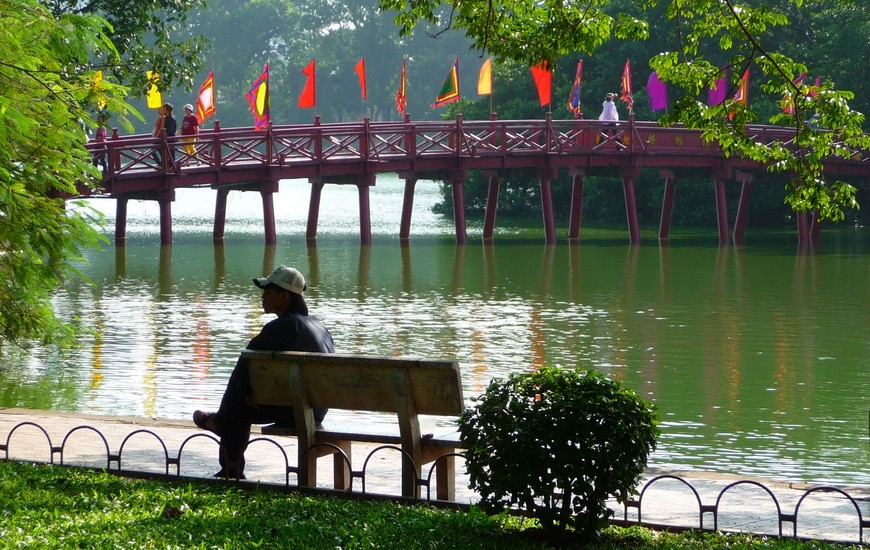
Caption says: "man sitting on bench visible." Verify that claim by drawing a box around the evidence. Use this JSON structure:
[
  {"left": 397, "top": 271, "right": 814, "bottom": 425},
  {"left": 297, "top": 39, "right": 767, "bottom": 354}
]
[{"left": 193, "top": 265, "right": 335, "bottom": 479}]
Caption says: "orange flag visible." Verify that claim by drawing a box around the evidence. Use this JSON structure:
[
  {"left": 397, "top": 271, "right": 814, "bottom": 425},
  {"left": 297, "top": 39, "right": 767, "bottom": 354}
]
[
  {"left": 298, "top": 59, "right": 316, "bottom": 109},
  {"left": 530, "top": 61, "right": 551, "bottom": 107},
  {"left": 395, "top": 59, "right": 407, "bottom": 116},
  {"left": 620, "top": 59, "right": 633, "bottom": 112},
  {"left": 355, "top": 59, "right": 367, "bottom": 100}
]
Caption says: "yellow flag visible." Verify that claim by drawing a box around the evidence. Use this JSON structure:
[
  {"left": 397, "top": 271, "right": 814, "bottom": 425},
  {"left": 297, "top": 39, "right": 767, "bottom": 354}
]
[
  {"left": 477, "top": 58, "right": 492, "bottom": 96},
  {"left": 93, "top": 70, "right": 106, "bottom": 109},
  {"left": 146, "top": 70, "right": 163, "bottom": 109}
]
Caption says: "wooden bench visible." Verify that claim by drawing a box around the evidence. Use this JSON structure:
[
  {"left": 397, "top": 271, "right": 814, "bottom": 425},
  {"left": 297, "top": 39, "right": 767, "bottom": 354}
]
[{"left": 242, "top": 350, "right": 465, "bottom": 500}]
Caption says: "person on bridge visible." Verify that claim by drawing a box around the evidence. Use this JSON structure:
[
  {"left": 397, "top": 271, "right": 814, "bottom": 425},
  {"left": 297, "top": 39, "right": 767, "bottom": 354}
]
[
  {"left": 192, "top": 266, "right": 335, "bottom": 479},
  {"left": 599, "top": 93, "right": 619, "bottom": 124},
  {"left": 180, "top": 104, "right": 199, "bottom": 160}
]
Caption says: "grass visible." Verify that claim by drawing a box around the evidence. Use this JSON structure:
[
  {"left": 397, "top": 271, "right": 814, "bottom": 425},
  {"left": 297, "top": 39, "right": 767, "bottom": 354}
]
[{"left": 0, "top": 461, "right": 862, "bottom": 549}]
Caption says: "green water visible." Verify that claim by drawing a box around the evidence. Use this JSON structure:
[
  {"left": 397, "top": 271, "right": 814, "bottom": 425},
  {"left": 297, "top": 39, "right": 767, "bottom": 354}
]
[{"left": 3, "top": 177, "right": 870, "bottom": 485}]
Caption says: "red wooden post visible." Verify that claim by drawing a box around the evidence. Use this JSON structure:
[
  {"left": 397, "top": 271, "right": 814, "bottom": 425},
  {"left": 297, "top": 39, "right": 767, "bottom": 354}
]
[
  {"left": 314, "top": 116, "right": 322, "bottom": 162},
  {"left": 261, "top": 188, "right": 276, "bottom": 244},
  {"left": 482, "top": 172, "right": 500, "bottom": 241},
  {"left": 110, "top": 128, "right": 120, "bottom": 174},
  {"left": 733, "top": 171, "right": 754, "bottom": 244},
  {"left": 540, "top": 170, "right": 556, "bottom": 245},
  {"left": 659, "top": 170, "right": 676, "bottom": 240},
  {"left": 361, "top": 117, "right": 370, "bottom": 161},
  {"left": 158, "top": 193, "right": 173, "bottom": 244},
  {"left": 114, "top": 197, "right": 127, "bottom": 246},
  {"left": 568, "top": 169, "right": 585, "bottom": 242},
  {"left": 213, "top": 187, "right": 229, "bottom": 242},
  {"left": 306, "top": 180, "right": 324, "bottom": 245},
  {"left": 450, "top": 171, "right": 467, "bottom": 244},
  {"left": 622, "top": 167, "right": 641, "bottom": 244},
  {"left": 212, "top": 120, "right": 222, "bottom": 167},
  {"left": 358, "top": 178, "right": 372, "bottom": 245},
  {"left": 399, "top": 175, "right": 417, "bottom": 245}
]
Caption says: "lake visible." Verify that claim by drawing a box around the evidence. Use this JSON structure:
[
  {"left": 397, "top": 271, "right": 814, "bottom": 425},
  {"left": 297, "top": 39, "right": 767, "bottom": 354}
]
[{"left": 3, "top": 174, "right": 870, "bottom": 485}]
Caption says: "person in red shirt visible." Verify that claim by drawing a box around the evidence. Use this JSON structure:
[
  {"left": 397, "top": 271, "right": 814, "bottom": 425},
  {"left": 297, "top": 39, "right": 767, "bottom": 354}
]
[{"left": 180, "top": 104, "right": 199, "bottom": 161}]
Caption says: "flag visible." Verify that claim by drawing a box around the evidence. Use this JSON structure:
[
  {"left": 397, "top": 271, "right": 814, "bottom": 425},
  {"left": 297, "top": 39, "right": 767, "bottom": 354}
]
[
  {"left": 246, "top": 64, "right": 269, "bottom": 131},
  {"left": 647, "top": 71, "right": 668, "bottom": 111},
  {"left": 478, "top": 58, "right": 492, "bottom": 96},
  {"left": 729, "top": 69, "right": 749, "bottom": 120},
  {"left": 567, "top": 60, "right": 583, "bottom": 116},
  {"left": 809, "top": 75, "right": 821, "bottom": 98},
  {"left": 707, "top": 69, "right": 728, "bottom": 106},
  {"left": 395, "top": 59, "right": 407, "bottom": 116},
  {"left": 93, "top": 70, "right": 106, "bottom": 109},
  {"left": 530, "top": 61, "right": 551, "bottom": 107},
  {"left": 299, "top": 59, "right": 316, "bottom": 109},
  {"left": 432, "top": 58, "right": 460, "bottom": 108},
  {"left": 620, "top": 59, "right": 633, "bottom": 111},
  {"left": 781, "top": 72, "right": 805, "bottom": 115},
  {"left": 354, "top": 59, "right": 367, "bottom": 100},
  {"left": 196, "top": 71, "right": 216, "bottom": 123},
  {"left": 146, "top": 70, "right": 162, "bottom": 109}
]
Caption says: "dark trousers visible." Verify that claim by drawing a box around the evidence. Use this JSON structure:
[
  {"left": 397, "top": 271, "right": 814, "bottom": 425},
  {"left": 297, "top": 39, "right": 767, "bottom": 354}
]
[{"left": 212, "top": 362, "right": 327, "bottom": 476}]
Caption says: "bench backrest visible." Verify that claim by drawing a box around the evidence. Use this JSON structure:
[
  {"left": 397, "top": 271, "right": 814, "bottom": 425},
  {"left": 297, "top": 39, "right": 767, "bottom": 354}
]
[{"left": 242, "top": 350, "right": 464, "bottom": 416}]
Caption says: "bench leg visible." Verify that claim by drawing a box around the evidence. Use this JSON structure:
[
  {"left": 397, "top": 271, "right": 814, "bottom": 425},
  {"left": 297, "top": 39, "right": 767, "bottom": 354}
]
[
  {"left": 435, "top": 455, "right": 456, "bottom": 501},
  {"left": 333, "top": 441, "right": 351, "bottom": 490}
]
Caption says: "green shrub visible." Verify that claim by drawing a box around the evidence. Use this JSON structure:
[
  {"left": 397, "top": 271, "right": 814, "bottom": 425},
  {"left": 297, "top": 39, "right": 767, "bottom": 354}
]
[{"left": 459, "top": 367, "right": 659, "bottom": 543}]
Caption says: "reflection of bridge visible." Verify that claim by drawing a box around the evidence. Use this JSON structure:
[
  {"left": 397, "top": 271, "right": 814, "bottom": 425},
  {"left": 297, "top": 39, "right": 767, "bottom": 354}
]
[{"left": 85, "top": 115, "right": 869, "bottom": 245}]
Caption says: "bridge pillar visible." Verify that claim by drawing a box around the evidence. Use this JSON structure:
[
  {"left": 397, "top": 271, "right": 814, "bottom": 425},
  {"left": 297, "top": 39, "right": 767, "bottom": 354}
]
[
  {"left": 621, "top": 167, "right": 641, "bottom": 244},
  {"left": 114, "top": 197, "right": 128, "bottom": 246},
  {"left": 568, "top": 168, "right": 585, "bottom": 242},
  {"left": 450, "top": 171, "right": 467, "bottom": 244},
  {"left": 399, "top": 175, "right": 417, "bottom": 246},
  {"left": 540, "top": 168, "right": 557, "bottom": 245},
  {"left": 261, "top": 189, "right": 276, "bottom": 245},
  {"left": 659, "top": 170, "right": 676, "bottom": 241},
  {"left": 713, "top": 172, "right": 730, "bottom": 245},
  {"left": 158, "top": 193, "right": 173, "bottom": 245},
  {"left": 482, "top": 172, "right": 500, "bottom": 241},
  {"left": 810, "top": 210, "right": 822, "bottom": 243},
  {"left": 358, "top": 177, "right": 373, "bottom": 245},
  {"left": 213, "top": 187, "right": 229, "bottom": 242},
  {"left": 733, "top": 171, "right": 754, "bottom": 244},
  {"left": 307, "top": 181, "right": 324, "bottom": 246}
]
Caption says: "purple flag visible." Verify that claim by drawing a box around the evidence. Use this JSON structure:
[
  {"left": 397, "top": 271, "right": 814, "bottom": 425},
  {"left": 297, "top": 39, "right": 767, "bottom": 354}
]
[
  {"left": 707, "top": 71, "right": 728, "bottom": 106},
  {"left": 647, "top": 71, "right": 668, "bottom": 111}
]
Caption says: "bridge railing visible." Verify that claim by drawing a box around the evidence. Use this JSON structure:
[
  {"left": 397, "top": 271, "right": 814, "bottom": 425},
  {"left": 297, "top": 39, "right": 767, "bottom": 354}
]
[{"left": 86, "top": 118, "right": 870, "bottom": 183}]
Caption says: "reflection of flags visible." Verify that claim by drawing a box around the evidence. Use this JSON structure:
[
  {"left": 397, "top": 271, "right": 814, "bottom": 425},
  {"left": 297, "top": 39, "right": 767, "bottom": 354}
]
[
  {"left": 707, "top": 69, "right": 727, "bottom": 106},
  {"left": 781, "top": 72, "right": 805, "bottom": 115},
  {"left": 395, "top": 59, "right": 407, "bottom": 116},
  {"left": 146, "top": 70, "right": 162, "bottom": 109},
  {"left": 530, "top": 61, "right": 551, "bottom": 107},
  {"left": 620, "top": 59, "right": 633, "bottom": 111},
  {"left": 298, "top": 59, "right": 316, "bottom": 108},
  {"left": 246, "top": 64, "right": 269, "bottom": 130},
  {"left": 647, "top": 71, "right": 668, "bottom": 111},
  {"left": 477, "top": 58, "right": 492, "bottom": 96},
  {"left": 567, "top": 61, "right": 583, "bottom": 116},
  {"left": 433, "top": 58, "right": 460, "bottom": 107},
  {"left": 196, "top": 71, "right": 216, "bottom": 123},
  {"left": 354, "top": 59, "right": 367, "bottom": 100}
]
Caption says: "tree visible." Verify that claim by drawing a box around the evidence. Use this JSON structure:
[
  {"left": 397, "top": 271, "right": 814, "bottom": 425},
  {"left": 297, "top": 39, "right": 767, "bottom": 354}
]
[
  {"left": 0, "top": 1, "right": 129, "bottom": 349},
  {"left": 378, "top": 0, "right": 870, "bottom": 222},
  {"left": 43, "top": 0, "right": 207, "bottom": 94}
]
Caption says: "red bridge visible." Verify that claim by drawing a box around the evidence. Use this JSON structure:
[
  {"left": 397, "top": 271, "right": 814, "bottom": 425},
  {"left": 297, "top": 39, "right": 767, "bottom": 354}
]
[{"left": 86, "top": 115, "right": 870, "bottom": 246}]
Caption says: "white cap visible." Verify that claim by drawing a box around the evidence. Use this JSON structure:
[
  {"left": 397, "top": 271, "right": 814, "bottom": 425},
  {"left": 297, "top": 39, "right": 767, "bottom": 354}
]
[
  {"left": 253, "top": 266, "right": 306, "bottom": 295},
  {"left": 183, "top": 104, "right": 194, "bottom": 111}
]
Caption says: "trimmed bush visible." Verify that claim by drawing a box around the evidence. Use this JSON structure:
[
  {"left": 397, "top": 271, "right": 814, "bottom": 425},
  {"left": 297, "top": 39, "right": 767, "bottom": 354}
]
[{"left": 459, "top": 367, "right": 659, "bottom": 542}]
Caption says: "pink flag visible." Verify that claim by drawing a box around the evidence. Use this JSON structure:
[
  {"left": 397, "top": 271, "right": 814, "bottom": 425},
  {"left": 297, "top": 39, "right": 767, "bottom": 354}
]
[
  {"left": 707, "top": 70, "right": 728, "bottom": 106},
  {"left": 647, "top": 71, "right": 667, "bottom": 111}
]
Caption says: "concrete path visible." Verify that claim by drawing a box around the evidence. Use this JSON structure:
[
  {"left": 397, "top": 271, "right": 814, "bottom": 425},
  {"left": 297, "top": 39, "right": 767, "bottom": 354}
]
[{"left": 1, "top": 408, "right": 868, "bottom": 545}]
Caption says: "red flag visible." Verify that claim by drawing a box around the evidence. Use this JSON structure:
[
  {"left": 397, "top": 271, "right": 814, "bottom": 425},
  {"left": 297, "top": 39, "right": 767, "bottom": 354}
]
[
  {"left": 395, "top": 59, "right": 407, "bottom": 116},
  {"left": 620, "top": 59, "right": 633, "bottom": 111},
  {"left": 298, "top": 59, "right": 316, "bottom": 109},
  {"left": 196, "top": 70, "right": 216, "bottom": 124},
  {"left": 355, "top": 58, "right": 367, "bottom": 100},
  {"left": 530, "top": 61, "right": 551, "bottom": 107},
  {"left": 246, "top": 64, "right": 269, "bottom": 131},
  {"left": 432, "top": 58, "right": 460, "bottom": 108},
  {"left": 708, "top": 68, "right": 728, "bottom": 106},
  {"left": 809, "top": 75, "right": 821, "bottom": 98},
  {"left": 729, "top": 69, "right": 749, "bottom": 120}
]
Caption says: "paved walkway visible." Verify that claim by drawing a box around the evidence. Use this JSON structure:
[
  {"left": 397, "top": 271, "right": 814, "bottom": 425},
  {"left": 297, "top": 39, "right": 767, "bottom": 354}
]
[{"left": 1, "top": 408, "right": 869, "bottom": 544}]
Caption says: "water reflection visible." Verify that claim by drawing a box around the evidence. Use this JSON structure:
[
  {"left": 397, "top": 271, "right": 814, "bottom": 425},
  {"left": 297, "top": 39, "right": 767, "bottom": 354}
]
[{"left": 5, "top": 186, "right": 870, "bottom": 485}]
